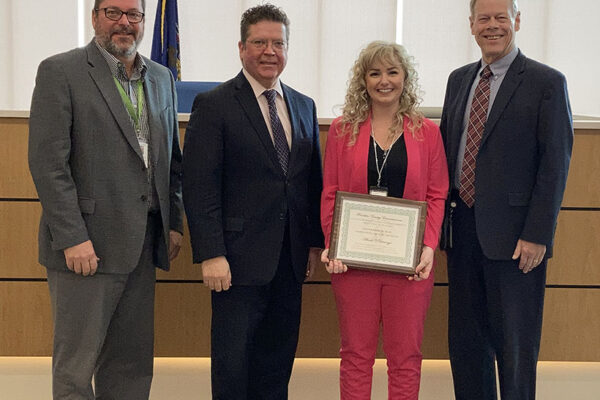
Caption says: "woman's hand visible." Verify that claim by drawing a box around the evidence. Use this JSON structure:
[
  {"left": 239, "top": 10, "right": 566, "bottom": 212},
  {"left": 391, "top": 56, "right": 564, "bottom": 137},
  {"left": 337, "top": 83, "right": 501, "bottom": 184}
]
[
  {"left": 321, "top": 248, "right": 348, "bottom": 274},
  {"left": 409, "top": 245, "right": 434, "bottom": 281}
]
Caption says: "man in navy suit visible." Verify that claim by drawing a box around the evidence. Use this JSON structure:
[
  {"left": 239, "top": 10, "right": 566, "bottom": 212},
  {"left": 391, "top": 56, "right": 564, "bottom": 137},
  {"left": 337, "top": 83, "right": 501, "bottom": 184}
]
[
  {"left": 440, "top": 0, "right": 573, "bottom": 399},
  {"left": 183, "top": 4, "right": 324, "bottom": 399}
]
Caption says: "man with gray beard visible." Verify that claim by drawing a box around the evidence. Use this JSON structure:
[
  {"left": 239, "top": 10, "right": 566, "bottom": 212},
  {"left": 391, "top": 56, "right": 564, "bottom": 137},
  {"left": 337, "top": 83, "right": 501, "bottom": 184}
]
[{"left": 28, "top": 0, "right": 183, "bottom": 398}]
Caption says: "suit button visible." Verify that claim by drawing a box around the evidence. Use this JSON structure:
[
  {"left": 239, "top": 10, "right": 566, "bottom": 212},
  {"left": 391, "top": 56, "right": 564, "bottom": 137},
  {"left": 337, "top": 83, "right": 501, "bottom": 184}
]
[
  {"left": 140, "top": 195, "right": 147, "bottom": 201},
  {"left": 279, "top": 213, "right": 285, "bottom": 220}
]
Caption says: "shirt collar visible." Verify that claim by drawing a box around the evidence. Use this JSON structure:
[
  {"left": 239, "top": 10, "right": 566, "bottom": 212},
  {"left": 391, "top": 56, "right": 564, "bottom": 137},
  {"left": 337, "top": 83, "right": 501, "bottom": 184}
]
[
  {"left": 94, "top": 39, "right": 147, "bottom": 80},
  {"left": 480, "top": 46, "right": 519, "bottom": 78},
  {"left": 242, "top": 69, "right": 284, "bottom": 100}
]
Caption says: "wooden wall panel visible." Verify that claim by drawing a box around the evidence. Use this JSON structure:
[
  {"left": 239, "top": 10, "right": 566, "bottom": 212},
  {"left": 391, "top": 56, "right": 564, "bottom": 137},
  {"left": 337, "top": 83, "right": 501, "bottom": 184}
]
[
  {"left": 421, "top": 286, "right": 450, "bottom": 359},
  {"left": 433, "top": 250, "right": 448, "bottom": 284},
  {"left": 1, "top": 282, "right": 598, "bottom": 361},
  {"left": 306, "top": 262, "right": 331, "bottom": 283},
  {"left": 0, "top": 118, "right": 37, "bottom": 198},
  {"left": 154, "top": 283, "right": 349, "bottom": 358},
  {"left": 318, "top": 124, "right": 329, "bottom": 158},
  {"left": 1, "top": 116, "right": 599, "bottom": 362},
  {"left": 297, "top": 284, "right": 340, "bottom": 357},
  {"left": 548, "top": 211, "right": 600, "bottom": 285},
  {"left": 154, "top": 283, "right": 211, "bottom": 356},
  {"left": 562, "top": 130, "right": 600, "bottom": 207},
  {"left": 0, "top": 202, "right": 45, "bottom": 278},
  {"left": 154, "top": 283, "right": 348, "bottom": 358},
  {"left": 297, "top": 285, "right": 600, "bottom": 361},
  {"left": 0, "top": 282, "right": 53, "bottom": 356},
  {"left": 153, "top": 283, "right": 452, "bottom": 359},
  {"left": 10, "top": 204, "right": 597, "bottom": 286},
  {"left": 4, "top": 120, "right": 596, "bottom": 206},
  {"left": 540, "top": 288, "right": 600, "bottom": 361}
]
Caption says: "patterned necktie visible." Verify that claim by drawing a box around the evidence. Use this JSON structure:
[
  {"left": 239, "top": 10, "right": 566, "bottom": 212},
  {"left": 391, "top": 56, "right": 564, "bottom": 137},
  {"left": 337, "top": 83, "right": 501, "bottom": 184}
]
[
  {"left": 263, "top": 89, "right": 290, "bottom": 175},
  {"left": 459, "top": 65, "right": 493, "bottom": 207}
]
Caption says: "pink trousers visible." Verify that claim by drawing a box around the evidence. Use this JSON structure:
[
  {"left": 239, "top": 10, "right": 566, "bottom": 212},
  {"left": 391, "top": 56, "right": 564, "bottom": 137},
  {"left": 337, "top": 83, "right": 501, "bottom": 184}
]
[{"left": 331, "top": 268, "right": 434, "bottom": 400}]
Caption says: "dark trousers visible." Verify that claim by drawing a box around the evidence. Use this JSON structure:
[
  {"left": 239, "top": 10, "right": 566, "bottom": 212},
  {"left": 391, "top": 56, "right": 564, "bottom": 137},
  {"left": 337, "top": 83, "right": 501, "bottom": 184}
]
[
  {"left": 447, "top": 196, "right": 546, "bottom": 400},
  {"left": 47, "top": 214, "right": 159, "bottom": 400},
  {"left": 210, "top": 234, "right": 302, "bottom": 400}
]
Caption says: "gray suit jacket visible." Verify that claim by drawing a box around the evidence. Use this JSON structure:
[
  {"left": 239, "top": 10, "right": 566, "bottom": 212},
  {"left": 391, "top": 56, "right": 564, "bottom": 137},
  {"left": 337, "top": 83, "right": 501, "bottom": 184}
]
[{"left": 29, "top": 40, "right": 183, "bottom": 274}]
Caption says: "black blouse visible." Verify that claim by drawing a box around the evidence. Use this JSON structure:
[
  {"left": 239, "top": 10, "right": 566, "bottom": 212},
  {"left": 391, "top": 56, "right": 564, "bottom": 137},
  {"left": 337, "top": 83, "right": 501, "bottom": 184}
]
[{"left": 367, "top": 134, "right": 408, "bottom": 198}]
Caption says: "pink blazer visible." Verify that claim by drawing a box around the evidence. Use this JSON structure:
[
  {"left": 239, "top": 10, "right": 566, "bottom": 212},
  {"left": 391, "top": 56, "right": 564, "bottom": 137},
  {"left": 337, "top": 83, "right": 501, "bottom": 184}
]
[{"left": 321, "top": 115, "right": 449, "bottom": 249}]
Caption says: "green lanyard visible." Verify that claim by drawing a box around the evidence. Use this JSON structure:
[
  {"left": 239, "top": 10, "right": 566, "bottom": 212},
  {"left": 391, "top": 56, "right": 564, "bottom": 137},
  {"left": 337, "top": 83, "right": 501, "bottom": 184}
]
[{"left": 113, "top": 76, "right": 144, "bottom": 133}]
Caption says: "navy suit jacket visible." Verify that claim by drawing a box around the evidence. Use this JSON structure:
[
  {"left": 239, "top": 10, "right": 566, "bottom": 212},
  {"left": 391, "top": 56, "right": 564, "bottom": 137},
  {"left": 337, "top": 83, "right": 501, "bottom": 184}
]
[
  {"left": 440, "top": 51, "right": 573, "bottom": 259},
  {"left": 183, "top": 71, "right": 324, "bottom": 285}
]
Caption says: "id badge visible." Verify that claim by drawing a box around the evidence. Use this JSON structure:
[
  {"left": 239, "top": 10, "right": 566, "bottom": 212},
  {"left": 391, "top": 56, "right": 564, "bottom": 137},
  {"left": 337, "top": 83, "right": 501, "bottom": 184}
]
[
  {"left": 139, "top": 140, "right": 149, "bottom": 168},
  {"left": 369, "top": 186, "right": 388, "bottom": 197}
]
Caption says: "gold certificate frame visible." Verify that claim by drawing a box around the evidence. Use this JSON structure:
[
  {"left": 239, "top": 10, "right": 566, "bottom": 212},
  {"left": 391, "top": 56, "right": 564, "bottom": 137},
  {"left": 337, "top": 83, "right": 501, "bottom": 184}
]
[{"left": 329, "top": 191, "right": 427, "bottom": 274}]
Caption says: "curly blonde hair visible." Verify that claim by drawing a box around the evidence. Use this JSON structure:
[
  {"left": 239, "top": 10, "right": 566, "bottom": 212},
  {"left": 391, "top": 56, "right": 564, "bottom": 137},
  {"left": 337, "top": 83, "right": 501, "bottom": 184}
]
[{"left": 339, "top": 41, "right": 423, "bottom": 144}]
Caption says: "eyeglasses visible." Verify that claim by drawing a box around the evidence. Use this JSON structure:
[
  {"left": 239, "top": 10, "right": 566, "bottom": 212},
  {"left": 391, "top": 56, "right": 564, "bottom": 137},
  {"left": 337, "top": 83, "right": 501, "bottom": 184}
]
[
  {"left": 95, "top": 7, "right": 145, "bottom": 24},
  {"left": 246, "top": 39, "right": 287, "bottom": 51}
]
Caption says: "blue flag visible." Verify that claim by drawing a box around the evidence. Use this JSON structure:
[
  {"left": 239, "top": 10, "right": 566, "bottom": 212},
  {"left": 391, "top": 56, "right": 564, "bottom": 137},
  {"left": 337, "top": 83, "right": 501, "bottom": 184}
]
[{"left": 151, "top": 0, "right": 181, "bottom": 80}]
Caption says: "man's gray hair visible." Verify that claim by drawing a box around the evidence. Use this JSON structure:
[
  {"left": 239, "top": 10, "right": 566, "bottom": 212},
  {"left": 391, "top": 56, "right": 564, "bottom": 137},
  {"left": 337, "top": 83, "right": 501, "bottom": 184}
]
[{"left": 470, "top": 0, "right": 518, "bottom": 17}]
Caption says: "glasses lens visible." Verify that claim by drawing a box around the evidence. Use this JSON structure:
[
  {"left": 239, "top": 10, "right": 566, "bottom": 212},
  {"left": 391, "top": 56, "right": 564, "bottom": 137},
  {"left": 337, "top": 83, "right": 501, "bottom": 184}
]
[
  {"left": 128, "top": 11, "right": 143, "bottom": 23},
  {"left": 248, "top": 40, "right": 286, "bottom": 50},
  {"left": 105, "top": 8, "right": 122, "bottom": 21}
]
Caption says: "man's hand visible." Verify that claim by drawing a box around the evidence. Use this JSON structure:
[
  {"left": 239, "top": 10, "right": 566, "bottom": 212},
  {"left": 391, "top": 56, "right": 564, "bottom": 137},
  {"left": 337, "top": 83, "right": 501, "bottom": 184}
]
[
  {"left": 64, "top": 240, "right": 99, "bottom": 276},
  {"left": 512, "top": 239, "right": 546, "bottom": 273},
  {"left": 201, "top": 256, "right": 232, "bottom": 292},
  {"left": 305, "top": 247, "right": 323, "bottom": 281},
  {"left": 409, "top": 245, "right": 434, "bottom": 281},
  {"left": 168, "top": 230, "right": 183, "bottom": 261},
  {"left": 320, "top": 248, "right": 348, "bottom": 274}
]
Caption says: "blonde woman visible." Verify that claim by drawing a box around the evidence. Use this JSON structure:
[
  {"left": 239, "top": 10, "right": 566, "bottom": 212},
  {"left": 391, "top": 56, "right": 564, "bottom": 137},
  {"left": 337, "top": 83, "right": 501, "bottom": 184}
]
[{"left": 320, "top": 41, "right": 448, "bottom": 399}]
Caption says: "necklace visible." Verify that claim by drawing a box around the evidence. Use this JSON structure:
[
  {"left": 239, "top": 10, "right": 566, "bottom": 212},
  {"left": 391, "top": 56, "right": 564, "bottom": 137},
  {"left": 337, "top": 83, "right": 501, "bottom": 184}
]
[{"left": 371, "top": 125, "right": 401, "bottom": 188}]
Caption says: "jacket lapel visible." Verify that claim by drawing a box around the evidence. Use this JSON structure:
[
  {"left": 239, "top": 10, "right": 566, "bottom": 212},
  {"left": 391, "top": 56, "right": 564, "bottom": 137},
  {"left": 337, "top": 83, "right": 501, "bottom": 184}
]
[
  {"left": 450, "top": 63, "right": 480, "bottom": 166},
  {"left": 144, "top": 70, "right": 163, "bottom": 167},
  {"left": 86, "top": 41, "right": 144, "bottom": 162},
  {"left": 234, "top": 72, "right": 284, "bottom": 176},
  {"left": 481, "top": 52, "right": 526, "bottom": 147},
  {"left": 355, "top": 117, "right": 372, "bottom": 193},
  {"left": 283, "top": 84, "right": 301, "bottom": 176}
]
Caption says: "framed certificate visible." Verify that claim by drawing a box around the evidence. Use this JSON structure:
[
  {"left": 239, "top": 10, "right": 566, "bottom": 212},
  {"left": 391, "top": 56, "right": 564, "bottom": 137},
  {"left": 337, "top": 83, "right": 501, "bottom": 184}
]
[{"left": 329, "top": 191, "right": 427, "bottom": 274}]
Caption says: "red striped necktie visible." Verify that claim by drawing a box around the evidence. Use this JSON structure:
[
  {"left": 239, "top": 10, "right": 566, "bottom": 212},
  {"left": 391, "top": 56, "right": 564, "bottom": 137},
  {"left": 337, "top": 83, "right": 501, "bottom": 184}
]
[{"left": 459, "top": 65, "right": 493, "bottom": 207}]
